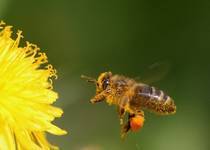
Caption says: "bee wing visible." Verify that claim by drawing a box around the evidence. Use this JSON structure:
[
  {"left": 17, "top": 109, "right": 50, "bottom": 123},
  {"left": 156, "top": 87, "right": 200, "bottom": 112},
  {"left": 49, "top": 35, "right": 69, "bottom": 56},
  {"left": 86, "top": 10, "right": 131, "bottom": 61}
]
[{"left": 137, "top": 61, "right": 171, "bottom": 84}]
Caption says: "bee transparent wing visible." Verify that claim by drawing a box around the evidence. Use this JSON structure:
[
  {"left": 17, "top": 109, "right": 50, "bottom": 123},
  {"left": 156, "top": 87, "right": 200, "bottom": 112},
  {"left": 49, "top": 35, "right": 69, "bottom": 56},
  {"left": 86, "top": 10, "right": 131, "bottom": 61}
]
[{"left": 137, "top": 61, "right": 171, "bottom": 84}]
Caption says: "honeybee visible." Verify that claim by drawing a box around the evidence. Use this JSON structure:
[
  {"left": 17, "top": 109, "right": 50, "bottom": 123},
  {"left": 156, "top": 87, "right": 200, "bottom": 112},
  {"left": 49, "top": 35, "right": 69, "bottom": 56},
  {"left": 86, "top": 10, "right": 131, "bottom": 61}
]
[{"left": 81, "top": 72, "right": 176, "bottom": 138}]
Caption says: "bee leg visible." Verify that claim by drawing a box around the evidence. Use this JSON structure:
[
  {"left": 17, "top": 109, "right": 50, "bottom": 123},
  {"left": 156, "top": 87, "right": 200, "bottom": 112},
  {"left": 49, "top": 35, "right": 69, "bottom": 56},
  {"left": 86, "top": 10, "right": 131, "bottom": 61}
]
[
  {"left": 120, "top": 114, "right": 134, "bottom": 139},
  {"left": 121, "top": 110, "right": 145, "bottom": 138},
  {"left": 90, "top": 92, "right": 106, "bottom": 103},
  {"left": 121, "top": 118, "right": 131, "bottom": 139},
  {"left": 117, "top": 107, "right": 125, "bottom": 125},
  {"left": 136, "top": 110, "right": 144, "bottom": 117},
  {"left": 121, "top": 123, "right": 130, "bottom": 139}
]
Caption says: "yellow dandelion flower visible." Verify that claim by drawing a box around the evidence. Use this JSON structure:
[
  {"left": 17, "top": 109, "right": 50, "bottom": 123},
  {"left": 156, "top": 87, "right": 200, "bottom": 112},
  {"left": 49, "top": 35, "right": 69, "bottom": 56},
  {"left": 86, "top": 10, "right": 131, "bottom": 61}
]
[{"left": 0, "top": 21, "right": 67, "bottom": 150}]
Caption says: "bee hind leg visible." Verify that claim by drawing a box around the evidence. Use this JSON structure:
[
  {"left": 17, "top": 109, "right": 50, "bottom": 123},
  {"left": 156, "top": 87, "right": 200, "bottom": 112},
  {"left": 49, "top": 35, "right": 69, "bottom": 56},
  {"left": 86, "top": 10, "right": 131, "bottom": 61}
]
[
  {"left": 121, "top": 122, "right": 130, "bottom": 139},
  {"left": 120, "top": 111, "right": 144, "bottom": 138},
  {"left": 120, "top": 114, "right": 134, "bottom": 139}
]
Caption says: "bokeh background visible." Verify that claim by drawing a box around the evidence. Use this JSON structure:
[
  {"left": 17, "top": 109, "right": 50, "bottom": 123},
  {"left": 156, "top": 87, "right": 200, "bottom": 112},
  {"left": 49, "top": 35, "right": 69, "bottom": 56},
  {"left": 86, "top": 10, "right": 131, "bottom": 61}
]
[{"left": 1, "top": 0, "right": 209, "bottom": 149}]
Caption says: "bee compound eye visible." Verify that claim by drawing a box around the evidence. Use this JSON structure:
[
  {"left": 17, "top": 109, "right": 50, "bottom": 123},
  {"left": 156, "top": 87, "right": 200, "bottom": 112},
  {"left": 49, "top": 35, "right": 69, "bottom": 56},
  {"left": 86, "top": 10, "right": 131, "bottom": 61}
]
[{"left": 102, "top": 79, "right": 110, "bottom": 89}]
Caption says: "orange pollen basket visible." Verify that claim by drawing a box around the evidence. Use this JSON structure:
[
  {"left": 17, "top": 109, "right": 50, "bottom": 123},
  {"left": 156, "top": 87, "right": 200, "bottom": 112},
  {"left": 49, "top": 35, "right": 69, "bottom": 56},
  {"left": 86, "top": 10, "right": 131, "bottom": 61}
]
[{"left": 130, "top": 115, "right": 145, "bottom": 132}]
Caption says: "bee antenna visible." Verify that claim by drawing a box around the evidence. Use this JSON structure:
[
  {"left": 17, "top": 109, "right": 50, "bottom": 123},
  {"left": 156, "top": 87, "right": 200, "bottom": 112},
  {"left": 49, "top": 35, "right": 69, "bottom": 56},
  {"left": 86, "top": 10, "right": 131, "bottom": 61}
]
[{"left": 81, "top": 75, "right": 97, "bottom": 83}]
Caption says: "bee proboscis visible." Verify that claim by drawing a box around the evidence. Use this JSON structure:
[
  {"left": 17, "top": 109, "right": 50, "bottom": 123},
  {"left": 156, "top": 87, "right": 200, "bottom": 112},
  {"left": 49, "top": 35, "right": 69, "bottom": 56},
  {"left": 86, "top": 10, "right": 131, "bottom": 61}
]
[{"left": 81, "top": 72, "right": 176, "bottom": 138}]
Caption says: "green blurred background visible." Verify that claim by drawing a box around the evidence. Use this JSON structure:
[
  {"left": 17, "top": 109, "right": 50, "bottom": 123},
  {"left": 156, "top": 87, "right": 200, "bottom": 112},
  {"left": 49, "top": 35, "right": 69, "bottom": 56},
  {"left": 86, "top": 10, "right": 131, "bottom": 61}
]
[{"left": 1, "top": 0, "right": 209, "bottom": 149}]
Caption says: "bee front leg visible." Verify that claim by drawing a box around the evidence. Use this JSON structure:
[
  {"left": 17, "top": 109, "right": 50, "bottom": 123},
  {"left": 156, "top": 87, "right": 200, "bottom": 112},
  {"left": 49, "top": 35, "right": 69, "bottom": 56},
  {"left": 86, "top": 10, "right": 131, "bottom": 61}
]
[{"left": 90, "top": 92, "right": 106, "bottom": 103}]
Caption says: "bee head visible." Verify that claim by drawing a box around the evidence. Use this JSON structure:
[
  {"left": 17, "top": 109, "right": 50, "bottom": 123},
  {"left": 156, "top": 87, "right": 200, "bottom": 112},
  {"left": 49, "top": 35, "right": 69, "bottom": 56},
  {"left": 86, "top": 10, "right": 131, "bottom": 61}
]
[
  {"left": 81, "top": 72, "right": 112, "bottom": 94},
  {"left": 96, "top": 72, "right": 112, "bottom": 93}
]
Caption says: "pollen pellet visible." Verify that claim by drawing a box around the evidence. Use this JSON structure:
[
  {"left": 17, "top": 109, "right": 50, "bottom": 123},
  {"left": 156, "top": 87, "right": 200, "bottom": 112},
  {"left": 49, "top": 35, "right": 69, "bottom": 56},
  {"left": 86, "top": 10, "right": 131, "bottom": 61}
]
[{"left": 130, "top": 115, "right": 145, "bottom": 132}]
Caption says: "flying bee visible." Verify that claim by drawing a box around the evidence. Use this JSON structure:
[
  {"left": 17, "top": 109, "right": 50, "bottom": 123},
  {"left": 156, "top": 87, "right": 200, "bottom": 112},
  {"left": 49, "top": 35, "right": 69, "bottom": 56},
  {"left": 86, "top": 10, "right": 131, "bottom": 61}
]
[{"left": 81, "top": 72, "right": 176, "bottom": 138}]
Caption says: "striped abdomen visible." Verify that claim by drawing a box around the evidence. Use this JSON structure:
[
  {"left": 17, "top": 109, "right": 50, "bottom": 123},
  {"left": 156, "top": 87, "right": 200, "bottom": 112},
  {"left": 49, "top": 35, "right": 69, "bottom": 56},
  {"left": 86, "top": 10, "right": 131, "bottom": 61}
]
[{"left": 129, "top": 84, "right": 176, "bottom": 114}]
